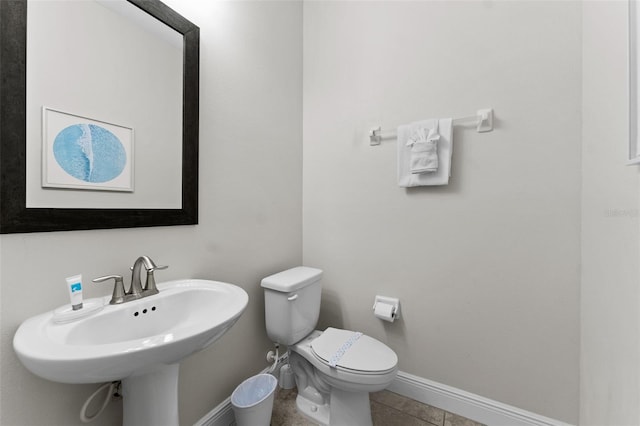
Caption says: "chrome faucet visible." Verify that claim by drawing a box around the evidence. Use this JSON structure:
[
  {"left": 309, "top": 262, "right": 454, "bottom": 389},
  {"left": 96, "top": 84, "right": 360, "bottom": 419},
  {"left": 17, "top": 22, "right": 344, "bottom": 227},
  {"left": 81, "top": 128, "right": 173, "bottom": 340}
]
[{"left": 93, "top": 256, "right": 168, "bottom": 304}]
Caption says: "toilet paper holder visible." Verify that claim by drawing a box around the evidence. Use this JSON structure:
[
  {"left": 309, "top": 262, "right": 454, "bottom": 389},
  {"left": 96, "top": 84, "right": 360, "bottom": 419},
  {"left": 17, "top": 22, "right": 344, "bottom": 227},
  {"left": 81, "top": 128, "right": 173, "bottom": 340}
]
[{"left": 372, "top": 295, "right": 400, "bottom": 321}]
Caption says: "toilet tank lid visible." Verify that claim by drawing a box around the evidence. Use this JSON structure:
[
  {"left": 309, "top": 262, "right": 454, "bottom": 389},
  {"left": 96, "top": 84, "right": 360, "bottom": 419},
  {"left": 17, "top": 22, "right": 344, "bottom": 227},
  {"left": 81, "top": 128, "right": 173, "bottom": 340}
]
[{"left": 261, "top": 267, "right": 323, "bottom": 292}]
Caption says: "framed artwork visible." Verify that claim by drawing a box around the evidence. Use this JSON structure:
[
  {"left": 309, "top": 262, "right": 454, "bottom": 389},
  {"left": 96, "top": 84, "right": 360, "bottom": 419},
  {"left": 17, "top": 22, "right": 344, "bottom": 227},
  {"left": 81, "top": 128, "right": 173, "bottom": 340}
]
[{"left": 42, "top": 107, "right": 134, "bottom": 192}]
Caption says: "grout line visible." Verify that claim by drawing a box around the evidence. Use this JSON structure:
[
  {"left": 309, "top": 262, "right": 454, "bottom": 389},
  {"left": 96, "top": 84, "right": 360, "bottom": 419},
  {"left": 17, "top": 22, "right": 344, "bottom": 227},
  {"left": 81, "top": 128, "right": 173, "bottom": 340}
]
[{"left": 371, "top": 400, "right": 437, "bottom": 426}]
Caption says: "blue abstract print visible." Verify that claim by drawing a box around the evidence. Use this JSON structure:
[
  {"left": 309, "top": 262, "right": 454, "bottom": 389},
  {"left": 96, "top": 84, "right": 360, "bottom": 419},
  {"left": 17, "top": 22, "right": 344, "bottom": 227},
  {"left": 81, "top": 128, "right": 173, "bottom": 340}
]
[{"left": 52, "top": 124, "right": 126, "bottom": 183}]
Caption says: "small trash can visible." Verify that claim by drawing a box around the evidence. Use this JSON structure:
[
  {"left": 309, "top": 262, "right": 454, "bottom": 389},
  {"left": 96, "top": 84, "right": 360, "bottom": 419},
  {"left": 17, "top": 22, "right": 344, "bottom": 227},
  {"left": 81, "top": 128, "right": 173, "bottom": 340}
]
[{"left": 231, "top": 373, "right": 278, "bottom": 426}]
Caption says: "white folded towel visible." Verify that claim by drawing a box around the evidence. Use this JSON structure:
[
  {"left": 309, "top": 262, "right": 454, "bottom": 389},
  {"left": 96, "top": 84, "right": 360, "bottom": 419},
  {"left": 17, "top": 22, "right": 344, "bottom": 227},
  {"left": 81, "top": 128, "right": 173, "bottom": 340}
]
[
  {"left": 407, "top": 121, "right": 440, "bottom": 174},
  {"left": 397, "top": 118, "right": 453, "bottom": 187}
]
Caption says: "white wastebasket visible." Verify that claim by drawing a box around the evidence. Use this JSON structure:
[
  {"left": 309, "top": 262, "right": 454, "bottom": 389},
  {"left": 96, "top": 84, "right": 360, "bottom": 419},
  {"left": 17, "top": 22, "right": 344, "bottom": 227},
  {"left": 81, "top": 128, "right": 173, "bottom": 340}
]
[{"left": 231, "top": 373, "right": 278, "bottom": 426}]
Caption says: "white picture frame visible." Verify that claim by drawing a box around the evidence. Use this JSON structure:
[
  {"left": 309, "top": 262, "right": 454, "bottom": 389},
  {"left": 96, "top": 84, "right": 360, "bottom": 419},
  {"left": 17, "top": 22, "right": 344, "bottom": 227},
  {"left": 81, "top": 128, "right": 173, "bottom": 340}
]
[{"left": 42, "top": 107, "right": 134, "bottom": 191}]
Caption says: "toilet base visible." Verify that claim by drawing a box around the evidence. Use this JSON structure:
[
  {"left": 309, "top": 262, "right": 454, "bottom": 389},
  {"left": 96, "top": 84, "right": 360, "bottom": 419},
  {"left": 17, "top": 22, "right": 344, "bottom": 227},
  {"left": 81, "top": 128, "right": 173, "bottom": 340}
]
[
  {"left": 296, "top": 386, "right": 373, "bottom": 426},
  {"left": 330, "top": 387, "right": 373, "bottom": 426},
  {"left": 296, "top": 391, "right": 330, "bottom": 425}
]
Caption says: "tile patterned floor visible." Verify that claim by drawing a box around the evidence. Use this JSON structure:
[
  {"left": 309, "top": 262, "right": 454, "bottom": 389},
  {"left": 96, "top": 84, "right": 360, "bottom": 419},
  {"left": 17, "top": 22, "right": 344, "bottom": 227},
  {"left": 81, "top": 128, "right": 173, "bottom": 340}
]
[{"left": 270, "top": 387, "right": 486, "bottom": 426}]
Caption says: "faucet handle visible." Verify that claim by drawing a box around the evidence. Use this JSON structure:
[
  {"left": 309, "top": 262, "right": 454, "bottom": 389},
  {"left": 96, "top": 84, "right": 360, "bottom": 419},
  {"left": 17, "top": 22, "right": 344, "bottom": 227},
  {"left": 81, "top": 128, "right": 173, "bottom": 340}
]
[
  {"left": 149, "top": 265, "right": 168, "bottom": 272},
  {"left": 93, "top": 275, "right": 126, "bottom": 305}
]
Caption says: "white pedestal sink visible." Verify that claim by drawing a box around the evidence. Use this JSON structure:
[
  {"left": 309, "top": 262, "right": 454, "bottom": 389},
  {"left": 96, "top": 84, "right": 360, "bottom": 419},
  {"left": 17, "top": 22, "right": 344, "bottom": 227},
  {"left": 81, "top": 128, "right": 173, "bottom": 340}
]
[{"left": 13, "top": 279, "right": 248, "bottom": 426}]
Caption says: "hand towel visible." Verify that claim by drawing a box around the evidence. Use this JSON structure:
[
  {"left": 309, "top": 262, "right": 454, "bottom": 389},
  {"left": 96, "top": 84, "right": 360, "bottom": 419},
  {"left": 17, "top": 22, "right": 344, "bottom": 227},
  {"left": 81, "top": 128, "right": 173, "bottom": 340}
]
[
  {"left": 397, "top": 118, "right": 453, "bottom": 187},
  {"left": 407, "top": 122, "right": 440, "bottom": 174}
]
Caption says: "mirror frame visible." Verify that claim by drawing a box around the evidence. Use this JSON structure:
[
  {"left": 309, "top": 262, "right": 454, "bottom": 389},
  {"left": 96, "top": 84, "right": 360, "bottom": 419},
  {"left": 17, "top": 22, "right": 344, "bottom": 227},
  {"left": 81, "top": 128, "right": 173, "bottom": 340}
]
[{"left": 0, "top": 0, "right": 199, "bottom": 233}]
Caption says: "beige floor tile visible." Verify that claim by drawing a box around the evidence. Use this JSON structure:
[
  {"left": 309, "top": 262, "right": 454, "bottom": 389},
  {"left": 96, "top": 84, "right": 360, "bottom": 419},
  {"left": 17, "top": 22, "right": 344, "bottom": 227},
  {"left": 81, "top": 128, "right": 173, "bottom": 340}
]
[
  {"left": 270, "top": 386, "right": 481, "bottom": 426},
  {"left": 371, "top": 400, "right": 433, "bottom": 426},
  {"left": 371, "top": 391, "right": 444, "bottom": 425},
  {"left": 370, "top": 390, "right": 407, "bottom": 409},
  {"left": 443, "top": 411, "right": 486, "bottom": 426},
  {"left": 270, "top": 388, "right": 316, "bottom": 426}
]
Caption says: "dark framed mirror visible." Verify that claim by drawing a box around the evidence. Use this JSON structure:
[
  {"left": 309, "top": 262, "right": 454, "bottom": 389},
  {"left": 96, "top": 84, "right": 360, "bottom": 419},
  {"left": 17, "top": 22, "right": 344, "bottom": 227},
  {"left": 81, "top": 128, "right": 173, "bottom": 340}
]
[{"left": 0, "top": 0, "right": 199, "bottom": 233}]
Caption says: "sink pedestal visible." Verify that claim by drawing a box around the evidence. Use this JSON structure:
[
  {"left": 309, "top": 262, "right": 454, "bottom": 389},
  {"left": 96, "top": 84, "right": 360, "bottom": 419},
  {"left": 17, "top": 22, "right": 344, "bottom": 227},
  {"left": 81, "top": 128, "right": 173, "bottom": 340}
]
[{"left": 122, "top": 363, "right": 180, "bottom": 426}]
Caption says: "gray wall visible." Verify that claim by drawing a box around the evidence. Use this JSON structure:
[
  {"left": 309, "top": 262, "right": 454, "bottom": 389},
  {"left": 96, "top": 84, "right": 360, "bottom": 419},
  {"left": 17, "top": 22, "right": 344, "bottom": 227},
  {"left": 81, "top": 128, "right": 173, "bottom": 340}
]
[
  {"left": 302, "top": 1, "right": 581, "bottom": 423},
  {"left": 0, "top": 1, "right": 302, "bottom": 425},
  {"left": 581, "top": 2, "right": 640, "bottom": 424}
]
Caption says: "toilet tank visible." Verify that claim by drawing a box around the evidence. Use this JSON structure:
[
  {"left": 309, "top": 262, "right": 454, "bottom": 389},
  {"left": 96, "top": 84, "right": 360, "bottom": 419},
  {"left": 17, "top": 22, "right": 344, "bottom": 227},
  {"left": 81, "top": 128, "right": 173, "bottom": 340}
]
[{"left": 261, "top": 267, "right": 323, "bottom": 345}]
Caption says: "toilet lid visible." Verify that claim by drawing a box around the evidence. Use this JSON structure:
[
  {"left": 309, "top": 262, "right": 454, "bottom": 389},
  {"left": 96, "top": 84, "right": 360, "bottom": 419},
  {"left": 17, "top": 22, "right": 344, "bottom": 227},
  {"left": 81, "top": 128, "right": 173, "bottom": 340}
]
[{"left": 311, "top": 327, "right": 397, "bottom": 373}]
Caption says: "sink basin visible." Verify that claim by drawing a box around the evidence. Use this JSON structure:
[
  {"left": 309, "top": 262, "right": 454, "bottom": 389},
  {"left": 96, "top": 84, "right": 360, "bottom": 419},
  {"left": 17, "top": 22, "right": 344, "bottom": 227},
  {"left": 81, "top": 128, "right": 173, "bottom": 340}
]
[{"left": 13, "top": 279, "right": 248, "bottom": 426}]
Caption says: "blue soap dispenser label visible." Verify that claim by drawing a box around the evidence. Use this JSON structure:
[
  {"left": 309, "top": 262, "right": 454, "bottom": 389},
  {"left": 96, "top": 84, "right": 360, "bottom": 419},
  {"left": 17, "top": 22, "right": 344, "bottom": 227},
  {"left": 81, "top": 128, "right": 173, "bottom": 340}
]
[{"left": 65, "top": 274, "right": 84, "bottom": 310}]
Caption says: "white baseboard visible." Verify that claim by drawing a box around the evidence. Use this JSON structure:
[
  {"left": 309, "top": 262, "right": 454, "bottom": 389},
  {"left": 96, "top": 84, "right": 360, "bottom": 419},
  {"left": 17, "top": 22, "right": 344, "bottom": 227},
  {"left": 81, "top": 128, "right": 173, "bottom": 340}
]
[
  {"left": 192, "top": 396, "right": 235, "bottom": 426},
  {"left": 193, "top": 369, "right": 575, "bottom": 426},
  {"left": 388, "top": 371, "right": 575, "bottom": 426}
]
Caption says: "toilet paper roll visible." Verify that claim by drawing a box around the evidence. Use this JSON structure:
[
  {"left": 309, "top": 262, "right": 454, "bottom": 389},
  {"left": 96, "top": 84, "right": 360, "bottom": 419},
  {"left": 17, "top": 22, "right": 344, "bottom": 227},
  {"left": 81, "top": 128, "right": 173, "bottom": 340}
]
[{"left": 374, "top": 302, "right": 395, "bottom": 322}]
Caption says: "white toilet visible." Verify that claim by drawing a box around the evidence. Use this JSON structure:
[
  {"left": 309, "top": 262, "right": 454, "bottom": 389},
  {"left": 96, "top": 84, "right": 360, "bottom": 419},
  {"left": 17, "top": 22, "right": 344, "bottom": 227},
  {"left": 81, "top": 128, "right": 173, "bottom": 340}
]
[{"left": 261, "top": 266, "right": 398, "bottom": 426}]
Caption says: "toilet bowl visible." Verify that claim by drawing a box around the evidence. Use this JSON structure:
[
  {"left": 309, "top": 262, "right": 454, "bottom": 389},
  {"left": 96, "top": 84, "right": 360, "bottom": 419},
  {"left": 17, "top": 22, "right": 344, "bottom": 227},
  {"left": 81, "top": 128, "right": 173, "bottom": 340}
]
[
  {"left": 289, "top": 329, "right": 398, "bottom": 425},
  {"left": 261, "top": 267, "right": 398, "bottom": 426}
]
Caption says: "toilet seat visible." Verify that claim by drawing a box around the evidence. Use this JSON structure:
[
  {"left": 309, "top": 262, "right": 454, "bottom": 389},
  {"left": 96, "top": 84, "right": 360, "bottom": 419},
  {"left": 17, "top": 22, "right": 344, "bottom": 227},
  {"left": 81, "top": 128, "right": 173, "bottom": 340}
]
[
  {"left": 310, "top": 327, "right": 397, "bottom": 374},
  {"left": 290, "top": 328, "right": 398, "bottom": 398}
]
